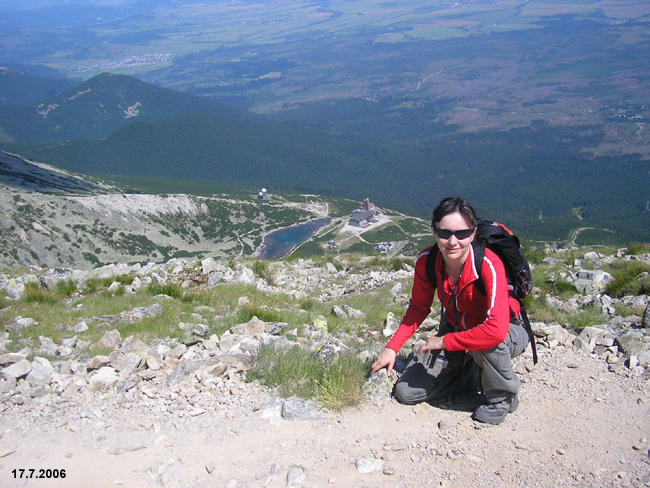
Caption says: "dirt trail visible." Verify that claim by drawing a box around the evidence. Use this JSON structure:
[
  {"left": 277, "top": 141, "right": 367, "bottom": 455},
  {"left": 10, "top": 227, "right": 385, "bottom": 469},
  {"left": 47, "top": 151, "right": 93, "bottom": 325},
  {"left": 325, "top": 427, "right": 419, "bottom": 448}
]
[{"left": 2, "top": 345, "right": 649, "bottom": 488}]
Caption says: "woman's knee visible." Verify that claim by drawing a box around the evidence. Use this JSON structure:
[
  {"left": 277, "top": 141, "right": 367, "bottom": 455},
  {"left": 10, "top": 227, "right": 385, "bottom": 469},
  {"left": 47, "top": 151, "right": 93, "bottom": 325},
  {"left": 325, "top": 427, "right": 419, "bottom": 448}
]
[
  {"left": 393, "top": 379, "right": 427, "bottom": 405},
  {"left": 393, "top": 364, "right": 435, "bottom": 404}
]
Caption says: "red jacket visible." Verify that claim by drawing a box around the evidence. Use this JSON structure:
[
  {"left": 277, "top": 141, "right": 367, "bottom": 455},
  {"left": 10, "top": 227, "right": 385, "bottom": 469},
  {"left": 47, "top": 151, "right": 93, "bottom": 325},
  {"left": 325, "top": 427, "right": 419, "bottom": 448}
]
[{"left": 386, "top": 245, "right": 520, "bottom": 353}]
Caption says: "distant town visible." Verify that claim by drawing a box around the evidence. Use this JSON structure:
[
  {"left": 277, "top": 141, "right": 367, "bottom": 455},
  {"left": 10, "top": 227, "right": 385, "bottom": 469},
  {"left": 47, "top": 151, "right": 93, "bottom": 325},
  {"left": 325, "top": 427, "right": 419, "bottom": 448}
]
[{"left": 73, "top": 53, "right": 173, "bottom": 73}]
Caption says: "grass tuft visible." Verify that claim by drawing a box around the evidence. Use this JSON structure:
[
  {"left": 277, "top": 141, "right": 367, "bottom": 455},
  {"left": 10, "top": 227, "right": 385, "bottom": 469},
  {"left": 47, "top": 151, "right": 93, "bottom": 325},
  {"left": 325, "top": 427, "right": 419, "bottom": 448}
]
[
  {"left": 247, "top": 345, "right": 368, "bottom": 410},
  {"left": 605, "top": 261, "right": 650, "bottom": 298},
  {"left": 24, "top": 282, "right": 57, "bottom": 305},
  {"left": 56, "top": 279, "right": 77, "bottom": 297}
]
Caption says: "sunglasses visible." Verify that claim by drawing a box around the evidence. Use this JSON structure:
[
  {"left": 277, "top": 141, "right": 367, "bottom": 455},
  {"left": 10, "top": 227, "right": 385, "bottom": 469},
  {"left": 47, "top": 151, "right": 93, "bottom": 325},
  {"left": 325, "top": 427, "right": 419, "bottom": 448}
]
[{"left": 434, "top": 227, "right": 475, "bottom": 240}]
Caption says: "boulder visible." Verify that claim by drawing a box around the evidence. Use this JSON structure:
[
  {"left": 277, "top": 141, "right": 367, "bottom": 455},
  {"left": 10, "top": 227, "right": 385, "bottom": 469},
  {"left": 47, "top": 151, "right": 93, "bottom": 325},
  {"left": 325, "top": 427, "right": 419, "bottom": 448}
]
[
  {"left": 573, "top": 326, "right": 615, "bottom": 354},
  {"left": 314, "top": 340, "right": 348, "bottom": 365},
  {"left": 1, "top": 359, "right": 32, "bottom": 380},
  {"left": 363, "top": 370, "right": 394, "bottom": 400},
  {"left": 207, "top": 271, "right": 224, "bottom": 287},
  {"left": 27, "top": 357, "right": 54, "bottom": 386},
  {"left": 201, "top": 257, "right": 224, "bottom": 275},
  {"left": 342, "top": 304, "right": 365, "bottom": 319},
  {"left": 0, "top": 352, "right": 28, "bottom": 367},
  {"left": 109, "top": 352, "right": 143, "bottom": 375},
  {"left": 382, "top": 312, "right": 399, "bottom": 337},
  {"left": 234, "top": 265, "right": 256, "bottom": 286},
  {"left": 573, "top": 269, "right": 614, "bottom": 295},
  {"left": 119, "top": 303, "right": 163, "bottom": 324},
  {"left": 231, "top": 316, "right": 267, "bottom": 338},
  {"left": 89, "top": 366, "right": 119, "bottom": 391},
  {"left": 331, "top": 305, "right": 348, "bottom": 320},
  {"left": 616, "top": 330, "right": 649, "bottom": 358},
  {"left": 91, "top": 330, "right": 122, "bottom": 352},
  {"left": 5, "top": 316, "right": 38, "bottom": 333},
  {"left": 312, "top": 316, "right": 328, "bottom": 332},
  {"left": 281, "top": 397, "right": 325, "bottom": 420}
]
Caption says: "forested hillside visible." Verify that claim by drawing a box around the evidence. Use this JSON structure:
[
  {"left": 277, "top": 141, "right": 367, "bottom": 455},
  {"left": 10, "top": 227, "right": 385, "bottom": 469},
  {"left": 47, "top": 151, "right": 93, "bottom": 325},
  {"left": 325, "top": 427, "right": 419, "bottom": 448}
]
[{"left": 3, "top": 116, "right": 647, "bottom": 243}]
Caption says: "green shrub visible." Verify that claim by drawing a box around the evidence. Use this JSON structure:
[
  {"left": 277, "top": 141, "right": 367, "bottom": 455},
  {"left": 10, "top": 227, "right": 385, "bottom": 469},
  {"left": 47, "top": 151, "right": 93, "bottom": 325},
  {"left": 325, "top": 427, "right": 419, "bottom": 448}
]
[
  {"left": 298, "top": 298, "right": 318, "bottom": 311},
  {"left": 605, "top": 261, "right": 650, "bottom": 298},
  {"left": 628, "top": 242, "right": 650, "bottom": 255},
  {"left": 83, "top": 274, "right": 135, "bottom": 293},
  {"left": 524, "top": 294, "right": 607, "bottom": 329},
  {"left": 522, "top": 247, "right": 548, "bottom": 265},
  {"left": 148, "top": 283, "right": 183, "bottom": 299},
  {"left": 112, "top": 273, "right": 136, "bottom": 285},
  {"left": 23, "top": 282, "right": 57, "bottom": 305},
  {"left": 236, "top": 305, "right": 285, "bottom": 324},
  {"left": 252, "top": 260, "right": 271, "bottom": 281},
  {"left": 550, "top": 279, "right": 578, "bottom": 296},
  {"left": 55, "top": 279, "right": 77, "bottom": 297},
  {"left": 83, "top": 278, "right": 103, "bottom": 293}
]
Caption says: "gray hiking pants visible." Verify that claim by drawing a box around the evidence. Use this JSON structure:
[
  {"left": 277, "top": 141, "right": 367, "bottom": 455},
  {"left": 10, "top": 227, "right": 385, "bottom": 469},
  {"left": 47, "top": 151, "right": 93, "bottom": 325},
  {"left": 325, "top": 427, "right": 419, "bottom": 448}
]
[{"left": 393, "top": 318, "right": 529, "bottom": 405}]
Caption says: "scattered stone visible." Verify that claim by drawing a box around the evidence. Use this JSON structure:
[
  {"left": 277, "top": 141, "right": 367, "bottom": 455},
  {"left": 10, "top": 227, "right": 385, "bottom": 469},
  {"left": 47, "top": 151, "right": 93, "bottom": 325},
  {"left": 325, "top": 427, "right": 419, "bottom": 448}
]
[
  {"left": 642, "top": 305, "right": 650, "bottom": 328},
  {"left": 89, "top": 367, "right": 119, "bottom": 392},
  {"left": 363, "top": 370, "right": 394, "bottom": 400},
  {"left": 231, "top": 316, "right": 267, "bottom": 338},
  {"left": 286, "top": 465, "right": 305, "bottom": 487},
  {"left": 281, "top": 397, "right": 325, "bottom": 420},
  {"left": 342, "top": 304, "right": 365, "bottom": 319},
  {"left": 355, "top": 457, "right": 383, "bottom": 474},
  {"left": 91, "top": 330, "right": 122, "bottom": 352},
  {"left": 313, "top": 340, "right": 348, "bottom": 365},
  {"left": 383, "top": 312, "right": 399, "bottom": 337},
  {"left": 331, "top": 305, "right": 348, "bottom": 320},
  {"left": 119, "top": 303, "right": 163, "bottom": 324},
  {"left": 312, "top": 316, "right": 328, "bottom": 331},
  {"left": 0, "top": 352, "right": 27, "bottom": 366},
  {"left": 27, "top": 357, "right": 53, "bottom": 385},
  {"left": 1, "top": 359, "right": 31, "bottom": 380},
  {"left": 5, "top": 316, "right": 38, "bottom": 333}
]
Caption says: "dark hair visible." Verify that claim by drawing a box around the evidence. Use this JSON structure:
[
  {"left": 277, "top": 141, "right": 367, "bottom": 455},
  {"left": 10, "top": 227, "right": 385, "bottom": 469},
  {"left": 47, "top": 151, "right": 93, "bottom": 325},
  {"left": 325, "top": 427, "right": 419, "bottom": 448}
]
[{"left": 431, "top": 196, "right": 478, "bottom": 229}]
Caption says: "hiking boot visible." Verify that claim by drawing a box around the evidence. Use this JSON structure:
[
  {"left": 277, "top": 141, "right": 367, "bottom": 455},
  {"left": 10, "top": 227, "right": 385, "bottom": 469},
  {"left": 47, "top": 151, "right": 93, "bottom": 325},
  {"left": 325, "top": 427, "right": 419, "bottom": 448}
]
[{"left": 472, "top": 394, "right": 519, "bottom": 425}]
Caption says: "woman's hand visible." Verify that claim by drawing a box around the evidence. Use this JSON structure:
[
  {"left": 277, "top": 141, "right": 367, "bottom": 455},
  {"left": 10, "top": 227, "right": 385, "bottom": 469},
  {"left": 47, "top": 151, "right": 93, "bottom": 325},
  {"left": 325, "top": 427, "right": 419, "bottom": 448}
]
[
  {"left": 417, "top": 335, "right": 445, "bottom": 355},
  {"left": 371, "top": 347, "right": 397, "bottom": 375}
]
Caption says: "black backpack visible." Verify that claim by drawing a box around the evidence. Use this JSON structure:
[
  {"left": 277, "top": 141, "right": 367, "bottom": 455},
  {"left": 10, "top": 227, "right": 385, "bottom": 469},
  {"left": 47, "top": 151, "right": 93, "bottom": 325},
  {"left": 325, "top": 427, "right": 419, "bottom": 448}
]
[{"left": 426, "top": 219, "right": 537, "bottom": 363}]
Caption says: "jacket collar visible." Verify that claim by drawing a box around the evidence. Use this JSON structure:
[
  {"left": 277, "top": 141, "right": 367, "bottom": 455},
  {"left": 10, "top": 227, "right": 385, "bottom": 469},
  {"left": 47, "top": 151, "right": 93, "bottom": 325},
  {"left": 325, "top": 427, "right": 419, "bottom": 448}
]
[{"left": 435, "top": 243, "right": 480, "bottom": 291}]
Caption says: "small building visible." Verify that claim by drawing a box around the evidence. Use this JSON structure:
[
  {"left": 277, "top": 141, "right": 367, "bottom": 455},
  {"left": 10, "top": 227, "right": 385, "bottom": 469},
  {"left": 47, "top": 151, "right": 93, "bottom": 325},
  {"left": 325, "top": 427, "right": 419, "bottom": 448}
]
[
  {"left": 257, "top": 188, "right": 269, "bottom": 200},
  {"left": 349, "top": 209, "right": 375, "bottom": 227},
  {"left": 359, "top": 197, "right": 376, "bottom": 213}
]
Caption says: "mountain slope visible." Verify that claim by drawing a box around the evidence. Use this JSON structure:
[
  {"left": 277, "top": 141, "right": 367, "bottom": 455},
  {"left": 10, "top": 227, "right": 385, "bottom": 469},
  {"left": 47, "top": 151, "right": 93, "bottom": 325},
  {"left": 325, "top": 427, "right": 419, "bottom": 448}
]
[
  {"left": 4, "top": 116, "right": 649, "bottom": 243},
  {"left": 0, "top": 64, "right": 77, "bottom": 105},
  {"left": 0, "top": 72, "right": 240, "bottom": 143},
  {"left": 0, "top": 150, "right": 108, "bottom": 193}
]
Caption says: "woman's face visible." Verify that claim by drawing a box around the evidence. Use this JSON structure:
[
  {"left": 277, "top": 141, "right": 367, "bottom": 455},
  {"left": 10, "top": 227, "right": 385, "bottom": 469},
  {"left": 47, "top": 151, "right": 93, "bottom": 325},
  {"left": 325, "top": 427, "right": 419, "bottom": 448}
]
[{"left": 433, "top": 211, "right": 476, "bottom": 264}]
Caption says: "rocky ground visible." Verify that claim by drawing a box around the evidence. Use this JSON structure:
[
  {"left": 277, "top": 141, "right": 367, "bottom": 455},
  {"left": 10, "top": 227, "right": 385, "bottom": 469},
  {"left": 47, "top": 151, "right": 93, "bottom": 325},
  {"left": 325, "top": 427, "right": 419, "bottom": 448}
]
[
  {"left": 1, "top": 249, "right": 649, "bottom": 487},
  {"left": 1, "top": 345, "right": 648, "bottom": 488}
]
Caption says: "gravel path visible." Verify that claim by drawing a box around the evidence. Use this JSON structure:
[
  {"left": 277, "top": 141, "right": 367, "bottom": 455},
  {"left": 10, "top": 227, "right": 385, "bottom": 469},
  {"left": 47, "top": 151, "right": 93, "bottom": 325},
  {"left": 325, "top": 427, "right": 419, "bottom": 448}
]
[{"left": 2, "top": 345, "right": 649, "bottom": 488}]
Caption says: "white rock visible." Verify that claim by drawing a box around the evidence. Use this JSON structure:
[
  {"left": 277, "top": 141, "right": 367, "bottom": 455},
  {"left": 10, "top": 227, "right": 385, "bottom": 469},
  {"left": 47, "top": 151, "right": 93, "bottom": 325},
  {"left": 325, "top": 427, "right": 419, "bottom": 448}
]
[
  {"left": 355, "top": 457, "right": 383, "bottom": 474},
  {"left": 89, "top": 367, "right": 119, "bottom": 391},
  {"left": 1, "top": 359, "right": 32, "bottom": 380},
  {"left": 27, "top": 357, "right": 53, "bottom": 385}
]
